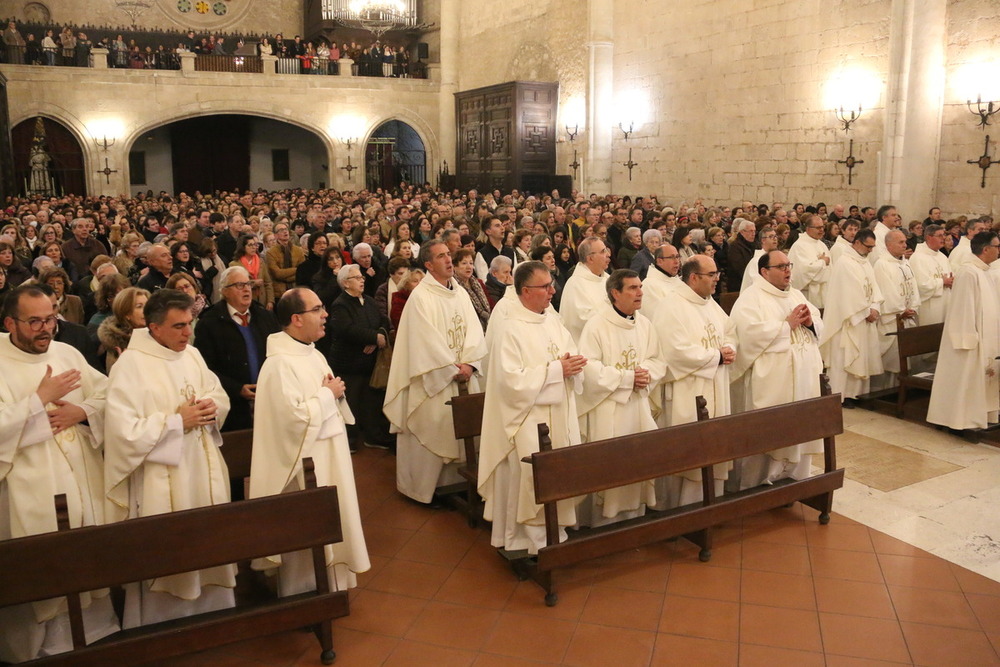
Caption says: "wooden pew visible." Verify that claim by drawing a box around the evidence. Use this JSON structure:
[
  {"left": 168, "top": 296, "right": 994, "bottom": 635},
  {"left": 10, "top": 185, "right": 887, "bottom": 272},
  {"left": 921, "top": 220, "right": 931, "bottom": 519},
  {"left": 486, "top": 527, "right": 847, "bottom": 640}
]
[
  {"left": 446, "top": 380, "right": 486, "bottom": 527},
  {"left": 221, "top": 428, "right": 254, "bottom": 499},
  {"left": 0, "top": 459, "right": 349, "bottom": 665},
  {"left": 887, "top": 318, "right": 944, "bottom": 417},
  {"left": 520, "top": 385, "right": 844, "bottom": 605},
  {"left": 719, "top": 290, "right": 740, "bottom": 315}
]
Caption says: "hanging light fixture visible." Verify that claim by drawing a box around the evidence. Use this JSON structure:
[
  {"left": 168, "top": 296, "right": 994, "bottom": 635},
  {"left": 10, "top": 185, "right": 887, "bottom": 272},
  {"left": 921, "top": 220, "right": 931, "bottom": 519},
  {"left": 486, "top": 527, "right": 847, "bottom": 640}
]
[{"left": 324, "top": 0, "right": 431, "bottom": 39}]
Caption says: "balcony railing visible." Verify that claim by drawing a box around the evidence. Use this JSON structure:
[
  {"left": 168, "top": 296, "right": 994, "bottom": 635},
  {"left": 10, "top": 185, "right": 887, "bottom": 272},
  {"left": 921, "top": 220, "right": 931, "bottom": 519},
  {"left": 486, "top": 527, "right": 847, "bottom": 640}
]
[{"left": 195, "top": 54, "right": 263, "bottom": 73}]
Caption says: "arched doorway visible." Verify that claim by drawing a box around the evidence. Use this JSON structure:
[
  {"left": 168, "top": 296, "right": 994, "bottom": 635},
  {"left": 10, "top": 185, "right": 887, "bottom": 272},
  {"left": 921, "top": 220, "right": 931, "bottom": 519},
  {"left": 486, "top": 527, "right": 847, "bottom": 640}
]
[
  {"left": 12, "top": 117, "right": 86, "bottom": 196},
  {"left": 365, "top": 120, "right": 426, "bottom": 192},
  {"left": 128, "top": 115, "right": 329, "bottom": 195}
]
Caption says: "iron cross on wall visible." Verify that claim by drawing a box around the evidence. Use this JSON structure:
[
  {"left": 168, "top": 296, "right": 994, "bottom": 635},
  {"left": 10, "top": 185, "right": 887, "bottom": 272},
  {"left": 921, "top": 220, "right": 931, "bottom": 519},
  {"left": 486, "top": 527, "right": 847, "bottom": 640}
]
[
  {"left": 97, "top": 158, "right": 118, "bottom": 184},
  {"left": 968, "top": 135, "right": 999, "bottom": 188},
  {"left": 837, "top": 139, "right": 864, "bottom": 185}
]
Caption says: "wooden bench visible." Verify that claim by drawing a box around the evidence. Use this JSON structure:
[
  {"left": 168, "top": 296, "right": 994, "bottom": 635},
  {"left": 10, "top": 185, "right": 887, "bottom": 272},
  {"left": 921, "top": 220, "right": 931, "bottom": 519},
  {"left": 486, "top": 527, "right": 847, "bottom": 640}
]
[
  {"left": 519, "top": 381, "right": 844, "bottom": 605},
  {"left": 221, "top": 428, "right": 254, "bottom": 499},
  {"left": 446, "top": 380, "right": 486, "bottom": 527},
  {"left": 887, "top": 318, "right": 944, "bottom": 417},
  {"left": 0, "top": 458, "right": 349, "bottom": 665},
  {"left": 719, "top": 290, "right": 740, "bottom": 315}
]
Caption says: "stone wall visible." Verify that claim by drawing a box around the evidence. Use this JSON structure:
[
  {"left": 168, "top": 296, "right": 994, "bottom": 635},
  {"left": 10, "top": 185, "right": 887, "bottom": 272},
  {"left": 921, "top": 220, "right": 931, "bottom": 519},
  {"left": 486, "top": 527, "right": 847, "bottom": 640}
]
[
  {"left": 610, "top": 0, "right": 890, "bottom": 209},
  {"left": 1, "top": 61, "right": 441, "bottom": 195}
]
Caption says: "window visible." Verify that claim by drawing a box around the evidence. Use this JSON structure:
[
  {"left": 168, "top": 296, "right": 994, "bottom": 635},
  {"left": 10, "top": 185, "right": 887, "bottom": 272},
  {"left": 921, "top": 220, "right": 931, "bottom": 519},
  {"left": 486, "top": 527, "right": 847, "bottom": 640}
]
[
  {"left": 272, "top": 149, "right": 290, "bottom": 181},
  {"left": 129, "top": 151, "right": 146, "bottom": 185}
]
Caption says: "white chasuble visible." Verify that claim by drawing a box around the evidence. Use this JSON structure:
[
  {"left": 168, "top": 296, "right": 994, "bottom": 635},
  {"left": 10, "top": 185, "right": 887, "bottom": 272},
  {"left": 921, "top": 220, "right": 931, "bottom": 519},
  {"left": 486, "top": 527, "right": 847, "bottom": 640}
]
[
  {"left": 559, "top": 264, "right": 609, "bottom": 341},
  {"left": 927, "top": 258, "right": 1000, "bottom": 430},
  {"left": 250, "top": 332, "right": 370, "bottom": 594},
  {"left": 384, "top": 273, "right": 486, "bottom": 503},
  {"left": 652, "top": 283, "right": 736, "bottom": 489},
  {"left": 576, "top": 305, "right": 666, "bottom": 523},
  {"left": 478, "top": 302, "right": 581, "bottom": 554},
  {"left": 730, "top": 277, "right": 825, "bottom": 487},
  {"left": 874, "top": 254, "right": 921, "bottom": 374},
  {"left": 830, "top": 235, "right": 853, "bottom": 267},
  {"left": 818, "top": 248, "right": 884, "bottom": 400},
  {"left": 787, "top": 235, "right": 831, "bottom": 308},
  {"left": 105, "top": 328, "right": 234, "bottom": 627},
  {"left": 909, "top": 243, "right": 951, "bottom": 325},
  {"left": 640, "top": 266, "right": 681, "bottom": 317},
  {"left": 0, "top": 336, "right": 119, "bottom": 663}
]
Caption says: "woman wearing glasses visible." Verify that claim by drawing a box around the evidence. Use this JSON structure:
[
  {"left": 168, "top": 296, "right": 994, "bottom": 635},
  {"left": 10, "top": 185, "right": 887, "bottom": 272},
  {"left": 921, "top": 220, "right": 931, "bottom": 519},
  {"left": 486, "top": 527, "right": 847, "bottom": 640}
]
[{"left": 230, "top": 234, "right": 274, "bottom": 311}]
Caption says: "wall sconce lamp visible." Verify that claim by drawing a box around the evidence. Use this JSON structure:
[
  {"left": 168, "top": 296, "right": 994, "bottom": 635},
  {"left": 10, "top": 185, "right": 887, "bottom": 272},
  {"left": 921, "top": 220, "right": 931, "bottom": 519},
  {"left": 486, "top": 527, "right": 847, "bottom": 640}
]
[
  {"left": 94, "top": 135, "right": 117, "bottom": 151},
  {"left": 618, "top": 122, "right": 634, "bottom": 142},
  {"left": 835, "top": 105, "right": 862, "bottom": 133},
  {"left": 339, "top": 136, "right": 358, "bottom": 180},
  {"left": 968, "top": 95, "right": 999, "bottom": 130}
]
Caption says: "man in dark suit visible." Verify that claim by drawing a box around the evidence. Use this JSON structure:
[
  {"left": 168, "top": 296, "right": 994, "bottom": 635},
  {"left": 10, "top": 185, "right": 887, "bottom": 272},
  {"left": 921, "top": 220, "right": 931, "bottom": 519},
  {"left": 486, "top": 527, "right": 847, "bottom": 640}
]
[{"left": 194, "top": 265, "right": 279, "bottom": 431}]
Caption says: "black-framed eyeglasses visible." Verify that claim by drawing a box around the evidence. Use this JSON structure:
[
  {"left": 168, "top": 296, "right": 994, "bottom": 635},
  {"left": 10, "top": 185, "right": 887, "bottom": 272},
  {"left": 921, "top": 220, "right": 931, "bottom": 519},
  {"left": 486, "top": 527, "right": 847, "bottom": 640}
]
[
  {"left": 659, "top": 254, "right": 681, "bottom": 261},
  {"left": 523, "top": 282, "right": 554, "bottom": 291},
  {"left": 294, "top": 304, "right": 326, "bottom": 315},
  {"left": 862, "top": 243, "right": 877, "bottom": 250},
  {"left": 766, "top": 263, "right": 794, "bottom": 270},
  {"left": 14, "top": 315, "right": 58, "bottom": 331},
  {"left": 224, "top": 281, "right": 252, "bottom": 290},
  {"left": 694, "top": 271, "right": 721, "bottom": 278}
]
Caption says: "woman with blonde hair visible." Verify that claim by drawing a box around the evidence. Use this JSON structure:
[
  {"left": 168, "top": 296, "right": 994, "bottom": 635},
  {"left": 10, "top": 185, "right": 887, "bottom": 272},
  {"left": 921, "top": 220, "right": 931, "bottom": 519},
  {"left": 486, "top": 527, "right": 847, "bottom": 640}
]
[
  {"left": 113, "top": 231, "right": 144, "bottom": 280},
  {"left": 97, "top": 286, "right": 150, "bottom": 372}
]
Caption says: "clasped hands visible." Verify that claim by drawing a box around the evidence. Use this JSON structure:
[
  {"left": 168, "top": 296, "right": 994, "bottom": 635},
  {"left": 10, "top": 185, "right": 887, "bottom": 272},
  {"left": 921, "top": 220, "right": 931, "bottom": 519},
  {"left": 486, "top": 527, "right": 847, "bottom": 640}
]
[
  {"left": 178, "top": 397, "right": 218, "bottom": 431},
  {"left": 37, "top": 365, "right": 87, "bottom": 435},
  {"left": 786, "top": 303, "right": 813, "bottom": 329}
]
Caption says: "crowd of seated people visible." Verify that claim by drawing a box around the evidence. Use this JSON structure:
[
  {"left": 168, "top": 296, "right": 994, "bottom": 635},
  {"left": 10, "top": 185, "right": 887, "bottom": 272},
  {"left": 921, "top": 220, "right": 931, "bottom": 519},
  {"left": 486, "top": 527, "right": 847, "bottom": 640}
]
[{"left": 1, "top": 18, "right": 423, "bottom": 76}]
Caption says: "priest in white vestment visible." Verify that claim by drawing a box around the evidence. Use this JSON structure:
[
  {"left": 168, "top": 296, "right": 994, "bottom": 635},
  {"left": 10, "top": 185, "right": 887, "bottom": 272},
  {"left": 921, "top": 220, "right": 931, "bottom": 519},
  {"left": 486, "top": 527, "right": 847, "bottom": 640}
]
[
  {"left": 830, "top": 219, "right": 859, "bottom": 267},
  {"left": 908, "top": 224, "right": 953, "bottom": 325},
  {"left": 873, "top": 230, "right": 921, "bottom": 389},
  {"left": 730, "top": 252, "right": 824, "bottom": 489},
  {"left": 818, "top": 230, "right": 884, "bottom": 406},
  {"left": 787, "top": 213, "right": 831, "bottom": 308},
  {"left": 739, "top": 228, "right": 779, "bottom": 292},
  {"left": 948, "top": 219, "right": 989, "bottom": 272},
  {"left": 576, "top": 270, "right": 667, "bottom": 526},
  {"left": 478, "top": 261, "right": 586, "bottom": 554},
  {"left": 483, "top": 283, "right": 558, "bottom": 380},
  {"left": 0, "top": 286, "right": 119, "bottom": 663},
  {"left": 651, "top": 255, "right": 737, "bottom": 507},
  {"left": 384, "top": 242, "right": 487, "bottom": 504},
  {"left": 105, "top": 289, "right": 235, "bottom": 628},
  {"left": 640, "top": 244, "right": 682, "bottom": 316},
  {"left": 868, "top": 205, "right": 901, "bottom": 265},
  {"left": 559, "top": 237, "right": 611, "bottom": 341},
  {"left": 927, "top": 232, "right": 1000, "bottom": 432},
  {"left": 250, "top": 288, "right": 370, "bottom": 595}
]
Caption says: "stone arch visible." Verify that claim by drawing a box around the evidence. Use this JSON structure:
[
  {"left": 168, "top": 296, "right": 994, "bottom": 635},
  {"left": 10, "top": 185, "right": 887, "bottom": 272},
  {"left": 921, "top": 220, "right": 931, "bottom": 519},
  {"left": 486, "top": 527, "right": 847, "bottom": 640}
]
[
  {"left": 363, "top": 119, "right": 429, "bottom": 190},
  {"left": 11, "top": 113, "right": 88, "bottom": 196},
  {"left": 359, "top": 112, "right": 437, "bottom": 187},
  {"left": 122, "top": 107, "right": 337, "bottom": 191}
]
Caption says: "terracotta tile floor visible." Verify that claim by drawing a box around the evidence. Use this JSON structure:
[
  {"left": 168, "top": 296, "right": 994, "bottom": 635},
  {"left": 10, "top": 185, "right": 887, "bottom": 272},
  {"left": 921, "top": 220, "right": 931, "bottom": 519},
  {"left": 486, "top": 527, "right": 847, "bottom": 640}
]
[{"left": 150, "top": 446, "right": 1000, "bottom": 667}]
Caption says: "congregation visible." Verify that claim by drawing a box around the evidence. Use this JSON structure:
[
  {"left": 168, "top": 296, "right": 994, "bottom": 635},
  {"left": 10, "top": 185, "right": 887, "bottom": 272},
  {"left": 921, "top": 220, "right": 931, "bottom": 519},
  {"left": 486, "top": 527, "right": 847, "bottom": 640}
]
[
  {"left": 1, "top": 18, "right": 419, "bottom": 76},
  {"left": 0, "top": 181, "right": 995, "bottom": 661}
]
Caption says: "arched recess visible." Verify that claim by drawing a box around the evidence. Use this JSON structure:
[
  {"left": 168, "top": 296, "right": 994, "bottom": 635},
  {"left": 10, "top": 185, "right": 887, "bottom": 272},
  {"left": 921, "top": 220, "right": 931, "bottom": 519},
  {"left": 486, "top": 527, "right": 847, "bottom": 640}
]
[
  {"left": 363, "top": 120, "right": 428, "bottom": 192},
  {"left": 125, "top": 114, "right": 333, "bottom": 194},
  {"left": 12, "top": 116, "right": 87, "bottom": 196}
]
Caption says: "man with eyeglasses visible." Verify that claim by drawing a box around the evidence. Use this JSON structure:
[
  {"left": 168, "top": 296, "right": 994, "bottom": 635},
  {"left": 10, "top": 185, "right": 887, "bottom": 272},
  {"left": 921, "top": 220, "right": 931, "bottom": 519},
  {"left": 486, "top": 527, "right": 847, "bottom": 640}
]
[
  {"left": 787, "top": 213, "right": 831, "bottom": 308},
  {"left": 194, "top": 266, "right": 280, "bottom": 432},
  {"left": 479, "top": 261, "right": 585, "bottom": 553},
  {"left": 729, "top": 251, "right": 824, "bottom": 489},
  {"left": 927, "top": 231, "right": 1000, "bottom": 438},
  {"left": 873, "top": 230, "right": 921, "bottom": 391},
  {"left": 651, "top": 255, "right": 736, "bottom": 505},
  {"left": 641, "top": 243, "right": 682, "bottom": 315},
  {"left": 105, "top": 289, "right": 235, "bottom": 627},
  {"left": 908, "top": 224, "right": 953, "bottom": 325},
  {"left": 560, "top": 237, "right": 612, "bottom": 341},
  {"left": 248, "top": 287, "right": 370, "bottom": 596},
  {"left": 740, "top": 226, "right": 780, "bottom": 292},
  {"left": 818, "top": 229, "right": 884, "bottom": 408},
  {"left": 385, "top": 241, "right": 487, "bottom": 506},
  {"left": 576, "top": 269, "right": 666, "bottom": 526},
  {"left": 0, "top": 285, "right": 120, "bottom": 662}
]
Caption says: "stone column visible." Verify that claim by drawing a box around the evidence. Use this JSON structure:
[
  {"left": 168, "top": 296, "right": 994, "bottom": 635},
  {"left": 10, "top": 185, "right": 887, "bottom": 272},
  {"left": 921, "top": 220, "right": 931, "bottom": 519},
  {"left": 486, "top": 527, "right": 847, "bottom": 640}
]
[
  {"left": 585, "top": 0, "right": 614, "bottom": 194},
  {"left": 260, "top": 53, "right": 277, "bottom": 75},
  {"left": 338, "top": 58, "right": 354, "bottom": 77},
  {"left": 437, "top": 0, "right": 458, "bottom": 178},
  {"left": 178, "top": 51, "right": 196, "bottom": 72},
  {"left": 879, "top": 0, "right": 947, "bottom": 217},
  {"left": 89, "top": 146, "right": 128, "bottom": 197}
]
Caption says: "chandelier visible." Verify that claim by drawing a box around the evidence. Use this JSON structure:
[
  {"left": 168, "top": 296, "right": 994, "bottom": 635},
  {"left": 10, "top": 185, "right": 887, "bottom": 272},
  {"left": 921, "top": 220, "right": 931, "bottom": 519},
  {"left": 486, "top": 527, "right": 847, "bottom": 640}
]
[
  {"left": 325, "top": 0, "right": 430, "bottom": 39},
  {"left": 114, "top": 0, "right": 153, "bottom": 26}
]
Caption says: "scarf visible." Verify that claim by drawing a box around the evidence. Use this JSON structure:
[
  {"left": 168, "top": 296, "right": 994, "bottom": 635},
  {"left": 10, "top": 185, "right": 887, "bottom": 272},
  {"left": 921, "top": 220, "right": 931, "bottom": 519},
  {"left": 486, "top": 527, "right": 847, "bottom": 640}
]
[{"left": 240, "top": 253, "right": 261, "bottom": 279}]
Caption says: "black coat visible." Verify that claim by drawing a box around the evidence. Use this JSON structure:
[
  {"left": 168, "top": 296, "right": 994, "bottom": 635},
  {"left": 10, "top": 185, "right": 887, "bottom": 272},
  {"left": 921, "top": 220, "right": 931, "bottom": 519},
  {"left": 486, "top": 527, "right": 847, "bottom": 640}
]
[
  {"left": 326, "top": 292, "right": 388, "bottom": 376},
  {"left": 193, "top": 300, "right": 279, "bottom": 431},
  {"left": 54, "top": 320, "right": 103, "bottom": 373}
]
